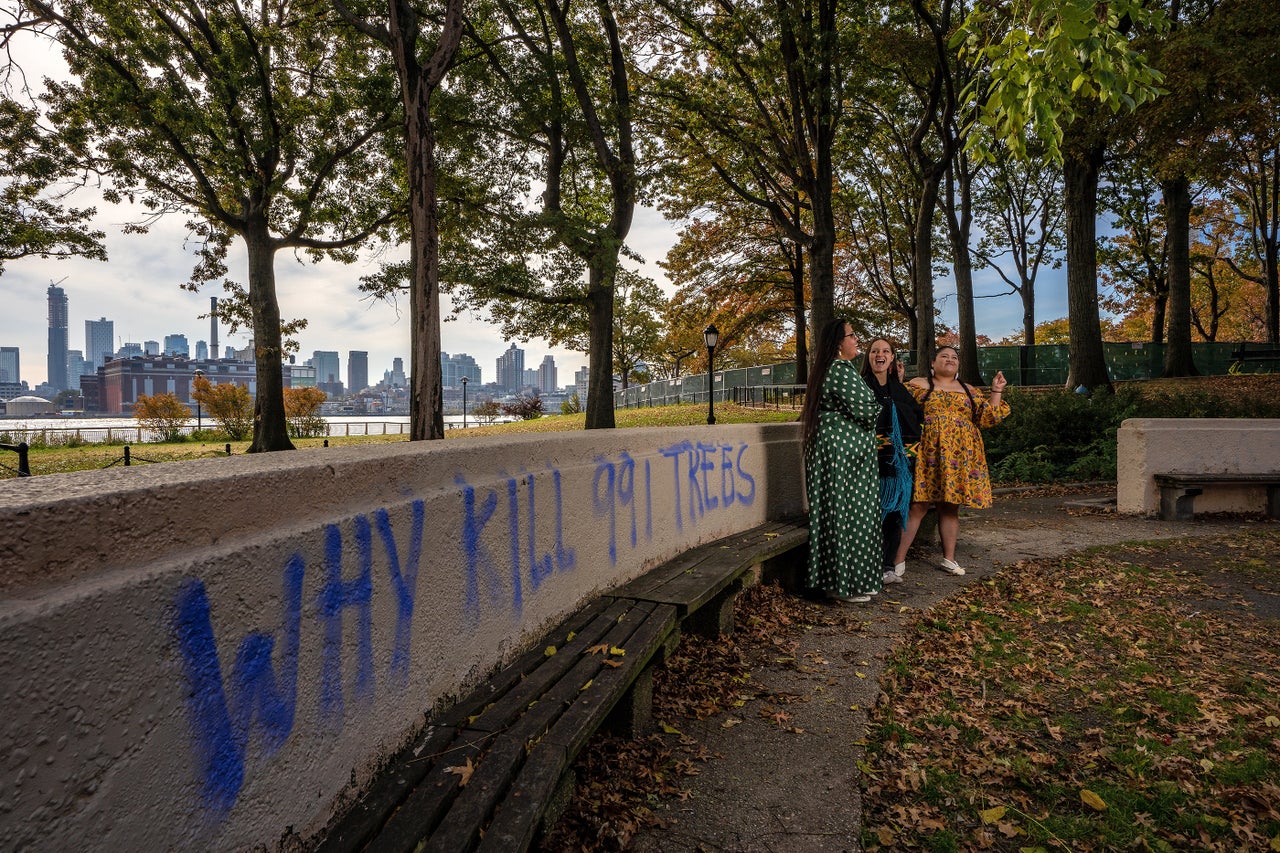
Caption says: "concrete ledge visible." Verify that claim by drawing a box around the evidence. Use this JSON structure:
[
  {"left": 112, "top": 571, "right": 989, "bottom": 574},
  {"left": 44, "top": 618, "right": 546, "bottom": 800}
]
[
  {"left": 0, "top": 423, "right": 803, "bottom": 851},
  {"left": 1116, "top": 418, "right": 1280, "bottom": 516}
]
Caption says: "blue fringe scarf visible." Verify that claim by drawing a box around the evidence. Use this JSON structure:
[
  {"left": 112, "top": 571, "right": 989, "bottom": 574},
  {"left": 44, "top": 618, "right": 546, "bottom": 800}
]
[{"left": 881, "top": 401, "right": 913, "bottom": 529}]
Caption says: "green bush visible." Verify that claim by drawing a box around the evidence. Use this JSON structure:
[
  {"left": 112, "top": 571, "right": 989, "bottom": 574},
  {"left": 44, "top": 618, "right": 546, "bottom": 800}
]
[{"left": 983, "top": 383, "right": 1280, "bottom": 485}]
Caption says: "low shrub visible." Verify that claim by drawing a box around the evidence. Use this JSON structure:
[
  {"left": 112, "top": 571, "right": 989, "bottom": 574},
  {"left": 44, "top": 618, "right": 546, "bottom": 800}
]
[{"left": 984, "top": 377, "right": 1280, "bottom": 484}]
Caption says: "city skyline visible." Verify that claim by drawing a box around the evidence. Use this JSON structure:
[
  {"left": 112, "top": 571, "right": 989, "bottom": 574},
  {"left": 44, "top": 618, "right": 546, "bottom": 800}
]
[{"left": 0, "top": 205, "right": 696, "bottom": 390}]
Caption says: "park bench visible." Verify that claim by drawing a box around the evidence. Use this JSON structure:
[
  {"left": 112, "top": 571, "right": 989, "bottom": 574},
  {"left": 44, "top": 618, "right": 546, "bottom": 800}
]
[
  {"left": 1154, "top": 472, "right": 1280, "bottom": 522},
  {"left": 315, "top": 518, "right": 810, "bottom": 853},
  {"left": 1230, "top": 345, "right": 1280, "bottom": 366}
]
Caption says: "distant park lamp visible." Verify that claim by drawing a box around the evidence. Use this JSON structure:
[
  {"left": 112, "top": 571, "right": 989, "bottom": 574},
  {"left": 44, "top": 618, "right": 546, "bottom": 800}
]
[
  {"left": 703, "top": 323, "right": 719, "bottom": 425},
  {"left": 461, "top": 376, "right": 469, "bottom": 429},
  {"left": 193, "top": 368, "right": 205, "bottom": 432}
]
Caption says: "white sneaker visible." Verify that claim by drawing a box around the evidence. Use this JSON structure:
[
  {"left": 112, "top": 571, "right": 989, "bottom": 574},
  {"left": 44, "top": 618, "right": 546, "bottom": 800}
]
[
  {"left": 882, "top": 570, "right": 904, "bottom": 584},
  {"left": 893, "top": 562, "right": 907, "bottom": 577},
  {"left": 834, "top": 594, "right": 872, "bottom": 604},
  {"left": 938, "top": 558, "right": 965, "bottom": 576}
]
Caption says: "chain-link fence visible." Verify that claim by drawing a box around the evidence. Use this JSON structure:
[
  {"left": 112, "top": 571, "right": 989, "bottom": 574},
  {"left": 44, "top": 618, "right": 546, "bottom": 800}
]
[{"left": 615, "top": 342, "right": 1279, "bottom": 409}]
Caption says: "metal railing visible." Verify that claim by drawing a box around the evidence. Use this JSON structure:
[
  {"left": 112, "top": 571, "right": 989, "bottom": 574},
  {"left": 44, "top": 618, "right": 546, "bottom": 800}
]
[{"left": 1, "top": 441, "right": 30, "bottom": 477}]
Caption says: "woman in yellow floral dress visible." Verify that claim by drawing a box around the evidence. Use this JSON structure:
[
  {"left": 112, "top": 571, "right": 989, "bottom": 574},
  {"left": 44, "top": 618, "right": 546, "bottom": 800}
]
[{"left": 891, "top": 346, "right": 1008, "bottom": 576}]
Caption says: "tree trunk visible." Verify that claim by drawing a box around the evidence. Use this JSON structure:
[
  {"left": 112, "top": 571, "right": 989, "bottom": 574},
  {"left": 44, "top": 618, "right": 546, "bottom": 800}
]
[
  {"left": 913, "top": 172, "right": 943, "bottom": 365},
  {"left": 1162, "top": 175, "right": 1198, "bottom": 376},
  {"left": 584, "top": 267, "right": 616, "bottom": 429},
  {"left": 1267, "top": 236, "right": 1280, "bottom": 344},
  {"left": 945, "top": 164, "right": 983, "bottom": 384},
  {"left": 1062, "top": 137, "right": 1113, "bottom": 392},
  {"left": 244, "top": 221, "right": 294, "bottom": 452},
  {"left": 389, "top": 0, "right": 460, "bottom": 441},
  {"left": 808, "top": 195, "right": 836, "bottom": 353},
  {"left": 1021, "top": 278, "right": 1036, "bottom": 346},
  {"left": 1150, "top": 293, "right": 1168, "bottom": 345},
  {"left": 403, "top": 79, "right": 445, "bottom": 440},
  {"left": 791, "top": 240, "right": 808, "bottom": 385}
]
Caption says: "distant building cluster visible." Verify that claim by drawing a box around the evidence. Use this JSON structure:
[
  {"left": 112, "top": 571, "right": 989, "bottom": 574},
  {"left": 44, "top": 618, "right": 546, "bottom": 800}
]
[{"left": 3, "top": 285, "right": 586, "bottom": 416}]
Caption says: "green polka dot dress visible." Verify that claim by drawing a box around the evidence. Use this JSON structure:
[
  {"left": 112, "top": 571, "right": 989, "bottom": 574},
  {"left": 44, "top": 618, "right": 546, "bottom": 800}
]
[{"left": 805, "top": 359, "right": 883, "bottom": 597}]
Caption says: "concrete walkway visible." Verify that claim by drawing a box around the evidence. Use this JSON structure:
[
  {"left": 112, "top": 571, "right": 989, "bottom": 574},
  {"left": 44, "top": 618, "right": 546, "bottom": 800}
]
[{"left": 628, "top": 485, "right": 1248, "bottom": 852}]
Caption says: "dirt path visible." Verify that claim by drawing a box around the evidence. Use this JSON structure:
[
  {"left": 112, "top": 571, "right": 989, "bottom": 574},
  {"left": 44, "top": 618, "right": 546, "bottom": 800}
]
[{"left": 623, "top": 486, "right": 1256, "bottom": 853}]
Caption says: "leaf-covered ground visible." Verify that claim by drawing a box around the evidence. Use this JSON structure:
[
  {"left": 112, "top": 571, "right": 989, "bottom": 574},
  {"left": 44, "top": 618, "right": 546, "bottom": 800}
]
[
  {"left": 862, "top": 528, "right": 1280, "bottom": 851},
  {"left": 540, "top": 528, "right": 1280, "bottom": 852}
]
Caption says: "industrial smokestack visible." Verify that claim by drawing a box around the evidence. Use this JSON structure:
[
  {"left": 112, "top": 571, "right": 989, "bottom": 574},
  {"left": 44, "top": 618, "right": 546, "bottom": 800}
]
[{"left": 210, "top": 296, "right": 219, "bottom": 359}]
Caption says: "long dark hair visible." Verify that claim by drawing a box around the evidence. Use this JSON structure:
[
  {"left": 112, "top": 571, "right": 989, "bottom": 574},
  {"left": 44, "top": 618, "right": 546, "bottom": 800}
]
[
  {"left": 920, "top": 344, "right": 979, "bottom": 425},
  {"left": 801, "top": 318, "right": 853, "bottom": 447},
  {"left": 859, "top": 336, "right": 901, "bottom": 390}
]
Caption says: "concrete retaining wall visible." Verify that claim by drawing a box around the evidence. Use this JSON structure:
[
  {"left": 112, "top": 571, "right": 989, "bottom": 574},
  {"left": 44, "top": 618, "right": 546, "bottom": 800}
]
[
  {"left": 0, "top": 423, "right": 804, "bottom": 851},
  {"left": 1116, "top": 418, "right": 1280, "bottom": 515}
]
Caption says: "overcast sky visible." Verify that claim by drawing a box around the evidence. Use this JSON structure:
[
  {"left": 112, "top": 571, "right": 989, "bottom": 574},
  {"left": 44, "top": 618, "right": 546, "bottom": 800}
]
[{"left": 2, "top": 29, "right": 1064, "bottom": 390}]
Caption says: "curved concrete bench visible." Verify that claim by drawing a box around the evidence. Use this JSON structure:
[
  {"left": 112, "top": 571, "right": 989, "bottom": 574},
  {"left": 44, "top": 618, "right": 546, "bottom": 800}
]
[{"left": 0, "top": 423, "right": 802, "bottom": 851}]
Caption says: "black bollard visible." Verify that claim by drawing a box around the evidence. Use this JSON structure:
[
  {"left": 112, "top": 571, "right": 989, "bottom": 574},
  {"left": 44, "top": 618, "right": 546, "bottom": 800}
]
[
  {"left": 124, "top": 445, "right": 131, "bottom": 466},
  {"left": 324, "top": 439, "right": 329, "bottom": 448},
  {"left": 225, "top": 443, "right": 231, "bottom": 455}
]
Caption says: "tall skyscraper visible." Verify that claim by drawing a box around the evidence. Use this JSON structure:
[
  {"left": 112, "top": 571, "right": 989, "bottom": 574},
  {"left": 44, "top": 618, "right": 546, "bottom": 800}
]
[
  {"left": 311, "top": 350, "right": 342, "bottom": 396},
  {"left": 118, "top": 342, "right": 145, "bottom": 359},
  {"left": 388, "top": 357, "right": 407, "bottom": 388},
  {"left": 311, "top": 350, "right": 340, "bottom": 385},
  {"left": 348, "top": 350, "right": 369, "bottom": 394},
  {"left": 47, "top": 285, "right": 69, "bottom": 392},
  {"left": 163, "top": 334, "right": 189, "bottom": 357},
  {"left": 85, "top": 317, "right": 114, "bottom": 370},
  {"left": 575, "top": 366, "right": 590, "bottom": 403},
  {"left": 144, "top": 340, "right": 160, "bottom": 356},
  {"left": 495, "top": 343, "right": 525, "bottom": 392},
  {"left": 196, "top": 340, "right": 208, "bottom": 360},
  {"left": 538, "top": 355, "right": 557, "bottom": 393},
  {"left": 0, "top": 347, "right": 19, "bottom": 384}
]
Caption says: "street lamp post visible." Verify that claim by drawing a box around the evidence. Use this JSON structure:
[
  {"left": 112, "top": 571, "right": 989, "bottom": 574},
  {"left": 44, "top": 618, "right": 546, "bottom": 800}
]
[
  {"left": 461, "top": 376, "right": 469, "bottom": 429},
  {"left": 703, "top": 323, "right": 719, "bottom": 425},
  {"left": 192, "top": 368, "right": 205, "bottom": 432}
]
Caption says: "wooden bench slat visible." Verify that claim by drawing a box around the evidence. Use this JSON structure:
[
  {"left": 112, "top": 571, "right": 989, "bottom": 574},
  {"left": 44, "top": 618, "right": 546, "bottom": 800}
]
[
  {"left": 312, "top": 722, "right": 461, "bottom": 853},
  {"left": 606, "top": 517, "right": 798, "bottom": 604},
  {"left": 479, "top": 603, "right": 678, "bottom": 852},
  {"left": 438, "top": 598, "right": 613, "bottom": 729},
  {"left": 366, "top": 733, "right": 493, "bottom": 853},
  {"left": 466, "top": 600, "right": 632, "bottom": 734},
  {"left": 543, "top": 603, "right": 678, "bottom": 759},
  {"left": 428, "top": 601, "right": 672, "bottom": 851}
]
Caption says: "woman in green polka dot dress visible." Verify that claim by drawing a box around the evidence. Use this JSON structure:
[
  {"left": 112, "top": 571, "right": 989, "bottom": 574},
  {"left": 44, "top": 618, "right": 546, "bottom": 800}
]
[{"left": 801, "top": 318, "right": 883, "bottom": 603}]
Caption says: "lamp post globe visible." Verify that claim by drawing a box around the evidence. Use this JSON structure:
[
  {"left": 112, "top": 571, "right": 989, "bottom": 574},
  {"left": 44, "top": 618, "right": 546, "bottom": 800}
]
[
  {"left": 461, "top": 376, "right": 469, "bottom": 429},
  {"left": 703, "top": 323, "right": 719, "bottom": 425},
  {"left": 192, "top": 368, "right": 205, "bottom": 432}
]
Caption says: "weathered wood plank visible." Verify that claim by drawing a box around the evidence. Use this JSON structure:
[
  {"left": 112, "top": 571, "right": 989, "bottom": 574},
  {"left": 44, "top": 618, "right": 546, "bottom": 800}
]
[{"left": 466, "top": 599, "right": 631, "bottom": 734}]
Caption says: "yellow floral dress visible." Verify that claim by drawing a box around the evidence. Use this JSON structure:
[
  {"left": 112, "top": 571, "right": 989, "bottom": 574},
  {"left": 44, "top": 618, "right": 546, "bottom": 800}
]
[{"left": 908, "top": 384, "right": 1009, "bottom": 508}]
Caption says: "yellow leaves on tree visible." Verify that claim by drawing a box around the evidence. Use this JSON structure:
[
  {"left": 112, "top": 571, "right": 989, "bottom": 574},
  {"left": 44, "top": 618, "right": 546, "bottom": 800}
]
[
  {"left": 191, "top": 375, "right": 252, "bottom": 440},
  {"left": 133, "top": 392, "right": 192, "bottom": 442}
]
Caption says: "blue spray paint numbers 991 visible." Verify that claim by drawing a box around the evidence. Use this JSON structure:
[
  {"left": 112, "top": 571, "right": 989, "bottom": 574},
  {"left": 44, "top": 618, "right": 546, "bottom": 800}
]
[{"left": 172, "top": 441, "right": 755, "bottom": 813}]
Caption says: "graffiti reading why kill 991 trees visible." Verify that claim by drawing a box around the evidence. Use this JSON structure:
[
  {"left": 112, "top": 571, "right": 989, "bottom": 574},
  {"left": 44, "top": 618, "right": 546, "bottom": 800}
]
[{"left": 171, "top": 439, "right": 758, "bottom": 813}]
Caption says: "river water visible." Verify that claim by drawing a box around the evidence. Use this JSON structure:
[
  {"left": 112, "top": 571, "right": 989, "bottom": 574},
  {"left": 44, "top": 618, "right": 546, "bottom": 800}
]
[{"left": 0, "top": 414, "right": 492, "bottom": 444}]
